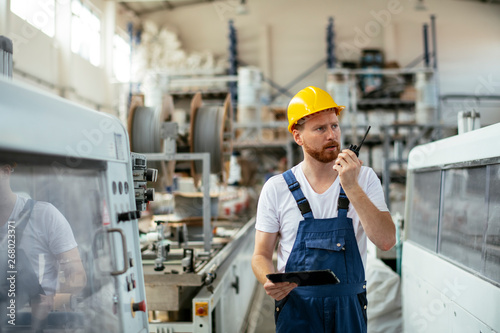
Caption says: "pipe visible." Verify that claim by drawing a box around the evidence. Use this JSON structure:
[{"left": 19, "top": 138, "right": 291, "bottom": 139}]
[
  {"left": 127, "top": 22, "right": 134, "bottom": 110},
  {"left": 326, "top": 17, "right": 335, "bottom": 69},
  {"left": 423, "top": 24, "right": 430, "bottom": 68},
  {"left": 228, "top": 20, "right": 238, "bottom": 119},
  {"left": 430, "top": 15, "right": 441, "bottom": 123},
  {"left": 430, "top": 15, "right": 437, "bottom": 70}
]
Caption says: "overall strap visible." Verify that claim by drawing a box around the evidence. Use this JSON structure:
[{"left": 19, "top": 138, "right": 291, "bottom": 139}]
[
  {"left": 337, "top": 186, "right": 349, "bottom": 219},
  {"left": 0, "top": 199, "right": 39, "bottom": 302},
  {"left": 283, "top": 169, "right": 314, "bottom": 219},
  {"left": 15, "top": 199, "right": 36, "bottom": 242},
  {"left": 0, "top": 199, "right": 35, "bottom": 245}
]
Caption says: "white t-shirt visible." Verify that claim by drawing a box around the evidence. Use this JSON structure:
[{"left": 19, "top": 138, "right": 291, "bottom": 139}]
[
  {"left": 256, "top": 162, "right": 388, "bottom": 273},
  {"left": 3, "top": 196, "right": 78, "bottom": 295}
]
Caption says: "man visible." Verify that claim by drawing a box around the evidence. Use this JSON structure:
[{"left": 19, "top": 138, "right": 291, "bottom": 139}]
[
  {"left": 0, "top": 160, "right": 87, "bottom": 331},
  {"left": 251, "top": 86, "right": 396, "bottom": 332}
]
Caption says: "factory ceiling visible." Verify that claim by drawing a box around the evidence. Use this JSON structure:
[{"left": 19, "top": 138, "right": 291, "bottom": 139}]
[
  {"left": 118, "top": 0, "right": 499, "bottom": 17},
  {"left": 116, "top": 0, "right": 233, "bottom": 16}
]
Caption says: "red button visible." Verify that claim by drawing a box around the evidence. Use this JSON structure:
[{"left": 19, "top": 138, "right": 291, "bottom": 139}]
[{"left": 132, "top": 300, "right": 146, "bottom": 312}]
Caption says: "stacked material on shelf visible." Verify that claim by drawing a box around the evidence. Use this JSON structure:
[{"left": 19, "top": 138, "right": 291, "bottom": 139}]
[{"left": 133, "top": 21, "right": 226, "bottom": 80}]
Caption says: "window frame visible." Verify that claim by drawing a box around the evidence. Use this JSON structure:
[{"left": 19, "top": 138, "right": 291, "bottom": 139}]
[
  {"left": 70, "top": 0, "right": 102, "bottom": 67},
  {"left": 407, "top": 157, "right": 500, "bottom": 287}
]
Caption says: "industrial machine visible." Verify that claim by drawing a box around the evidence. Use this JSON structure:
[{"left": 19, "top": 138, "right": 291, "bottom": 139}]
[
  {"left": 402, "top": 122, "right": 500, "bottom": 332},
  {"left": 127, "top": 91, "right": 257, "bottom": 333},
  {"left": 0, "top": 76, "right": 155, "bottom": 332},
  {"left": 0, "top": 74, "right": 257, "bottom": 332}
]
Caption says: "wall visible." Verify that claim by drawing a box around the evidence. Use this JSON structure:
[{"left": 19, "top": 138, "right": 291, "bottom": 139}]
[
  {"left": 143, "top": 0, "right": 500, "bottom": 125},
  {"left": 1, "top": 0, "right": 136, "bottom": 115}
]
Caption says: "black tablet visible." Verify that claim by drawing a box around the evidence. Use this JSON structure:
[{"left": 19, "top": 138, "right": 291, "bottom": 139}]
[{"left": 266, "top": 269, "right": 340, "bottom": 286}]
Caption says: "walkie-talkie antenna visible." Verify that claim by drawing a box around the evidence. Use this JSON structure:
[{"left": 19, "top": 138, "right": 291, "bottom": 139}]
[
  {"left": 357, "top": 125, "right": 371, "bottom": 151},
  {"left": 349, "top": 126, "right": 371, "bottom": 157}
]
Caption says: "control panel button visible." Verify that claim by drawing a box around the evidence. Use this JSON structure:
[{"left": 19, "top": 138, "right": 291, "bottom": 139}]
[
  {"left": 117, "top": 210, "right": 141, "bottom": 222},
  {"left": 195, "top": 302, "right": 209, "bottom": 317},
  {"left": 146, "top": 168, "right": 158, "bottom": 182},
  {"left": 132, "top": 300, "right": 146, "bottom": 313},
  {"left": 126, "top": 277, "right": 131, "bottom": 292},
  {"left": 145, "top": 188, "right": 155, "bottom": 202}
]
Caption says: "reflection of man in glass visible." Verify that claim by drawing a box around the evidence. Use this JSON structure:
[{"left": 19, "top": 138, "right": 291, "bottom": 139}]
[{"left": 0, "top": 160, "right": 87, "bottom": 330}]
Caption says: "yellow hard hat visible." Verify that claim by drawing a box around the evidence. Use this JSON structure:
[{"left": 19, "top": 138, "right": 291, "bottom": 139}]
[{"left": 287, "top": 86, "right": 345, "bottom": 133}]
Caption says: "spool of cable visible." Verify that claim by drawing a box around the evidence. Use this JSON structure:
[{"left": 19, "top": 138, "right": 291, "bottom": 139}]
[
  {"left": 128, "top": 95, "right": 173, "bottom": 152},
  {"left": 189, "top": 93, "right": 233, "bottom": 184},
  {"left": 128, "top": 95, "right": 174, "bottom": 190}
]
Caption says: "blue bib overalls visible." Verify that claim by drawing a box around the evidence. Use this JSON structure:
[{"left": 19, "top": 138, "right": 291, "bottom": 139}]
[{"left": 274, "top": 170, "right": 367, "bottom": 333}]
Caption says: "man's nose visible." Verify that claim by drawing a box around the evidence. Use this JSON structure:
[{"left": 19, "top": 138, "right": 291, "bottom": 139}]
[{"left": 326, "top": 126, "right": 336, "bottom": 140}]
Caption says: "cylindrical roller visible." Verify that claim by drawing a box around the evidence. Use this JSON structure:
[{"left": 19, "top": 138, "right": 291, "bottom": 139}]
[
  {"left": 128, "top": 95, "right": 175, "bottom": 190},
  {"left": 189, "top": 93, "right": 232, "bottom": 184}
]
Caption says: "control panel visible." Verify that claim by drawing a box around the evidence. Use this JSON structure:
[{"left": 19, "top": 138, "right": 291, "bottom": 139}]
[{"left": 0, "top": 77, "right": 155, "bottom": 332}]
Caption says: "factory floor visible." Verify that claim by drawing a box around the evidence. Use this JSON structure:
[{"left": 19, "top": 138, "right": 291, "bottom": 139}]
[{"left": 244, "top": 281, "right": 275, "bottom": 333}]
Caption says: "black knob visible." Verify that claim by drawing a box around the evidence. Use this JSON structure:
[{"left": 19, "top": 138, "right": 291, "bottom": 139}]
[
  {"left": 145, "top": 188, "right": 155, "bottom": 202},
  {"left": 118, "top": 210, "right": 141, "bottom": 222},
  {"left": 146, "top": 168, "right": 158, "bottom": 182}
]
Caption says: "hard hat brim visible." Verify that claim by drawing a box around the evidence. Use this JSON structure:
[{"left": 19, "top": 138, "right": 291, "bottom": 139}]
[{"left": 288, "top": 105, "right": 345, "bottom": 133}]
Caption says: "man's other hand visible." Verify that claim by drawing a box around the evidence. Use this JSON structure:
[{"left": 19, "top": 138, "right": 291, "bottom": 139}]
[{"left": 263, "top": 280, "right": 297, "bottom": 301}]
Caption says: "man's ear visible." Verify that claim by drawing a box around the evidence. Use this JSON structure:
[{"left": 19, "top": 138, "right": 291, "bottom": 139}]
[
  {"left": 0, "top": 165, "right": 12, "bottom": 174},
  {"left": 0, "top": 165, "right": 12, "bottom": 180},
  {"left": 292, "top": 129, "right": 303, "bottom": 146}
]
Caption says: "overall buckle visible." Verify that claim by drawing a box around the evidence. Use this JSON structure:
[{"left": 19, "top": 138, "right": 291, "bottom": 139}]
[
  {"left": 338, "top": 196, "right": 350, "bottom": 210},
  {"left": 297, "top": 198, "right": 312, "bottom": 215},
  {"left": 288, "top": 181, "right": 300, "bottom": 192}
]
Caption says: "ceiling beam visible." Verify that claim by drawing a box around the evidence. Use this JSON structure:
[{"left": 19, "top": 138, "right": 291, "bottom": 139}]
[
  {"left": 163, "top": 1, "right": 174, "bottom": 10},
  {"left": 119, "top": 2, "right": 140, "bottom": 16},
  {"left": 116, "top": 0, "right": 203, "bottom": 3}
]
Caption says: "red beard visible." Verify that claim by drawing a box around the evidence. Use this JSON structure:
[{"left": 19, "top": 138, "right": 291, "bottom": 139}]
[{"left": 303, "top": 141, "right": 340, "bottom": 163}]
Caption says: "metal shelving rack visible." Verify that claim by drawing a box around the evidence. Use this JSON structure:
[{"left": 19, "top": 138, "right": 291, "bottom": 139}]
[
  {"left": 327, "top": 67, "right": 445, "bottom": 209},
  {"left": 232, "top": 116, "right": 296, "bottom": 171},
  {"left": 324, "top": 14, "right": 449, "bottom": 210},
  {"left": 228, "top": 20, "right": 296, "bottom": 172}
]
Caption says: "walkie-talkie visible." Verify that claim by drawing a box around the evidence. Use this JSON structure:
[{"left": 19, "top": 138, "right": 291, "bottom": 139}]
[{"left": 349, "top": 126, "right": 371, "bottom": 157}]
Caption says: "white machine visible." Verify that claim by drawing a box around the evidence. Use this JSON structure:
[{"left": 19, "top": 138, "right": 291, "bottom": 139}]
[
  {"left": 402, "top": 123, "right": 500, "bottom": 332},
  {"left": 128, "top": 92, "right": 257, "bottom": 333},
  {"left": 0, "top": 76, "right": 257, "bottom": 333},
  {"left": 0, "top": 76, "right": 152, "bottom": 332}
]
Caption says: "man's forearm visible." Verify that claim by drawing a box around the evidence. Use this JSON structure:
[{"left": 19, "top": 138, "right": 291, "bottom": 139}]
[
  {"left": 251, "top": 254, "right": 275, "bottom": 285},
  {"left": 344, "top": 184, "right": 396, "bottom": 251},
  {"left": 58, "top": 261, "right": 87, "bottom": 294}
]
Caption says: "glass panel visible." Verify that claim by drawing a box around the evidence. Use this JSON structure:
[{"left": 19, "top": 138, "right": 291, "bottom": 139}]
[
  {"left": 10, "top": 0, "right": 28, "bottom": 20},
  {"left": 71, "top": 0, "right": 82, "bottom": 15},
  {"left": 113, "top": 34, "right": 131, "bottom": 83},
  {"left": 10, "top": 0, "right": 55, "bottom": 37},
  {"left": 71, "top": 16, "right": 83, "bottom": 54},
  {"left": 440, "top": 167, "right": 487, "bottom": 272},
  {"left": 407, "top": 170, "right": 441, "bottom": 251},
  {"left": 485, "top": 164, "right": 500, "bottom": 283},
  {"left": 71, "top": 0, "right": 101, "bottom": 66},
  {"left": 0, "top": 155, "right": 119, "bottom": 331}
]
